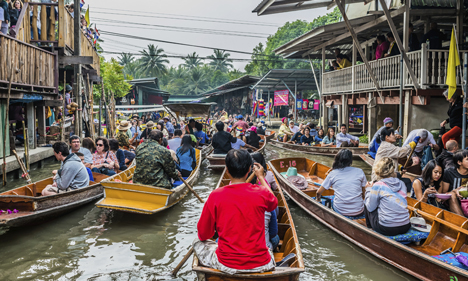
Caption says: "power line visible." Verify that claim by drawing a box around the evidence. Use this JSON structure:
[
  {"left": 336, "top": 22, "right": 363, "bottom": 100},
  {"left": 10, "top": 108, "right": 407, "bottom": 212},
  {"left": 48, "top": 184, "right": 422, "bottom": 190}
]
[{"left": 92, "top": 7, "right": 280, "bottom": 27}]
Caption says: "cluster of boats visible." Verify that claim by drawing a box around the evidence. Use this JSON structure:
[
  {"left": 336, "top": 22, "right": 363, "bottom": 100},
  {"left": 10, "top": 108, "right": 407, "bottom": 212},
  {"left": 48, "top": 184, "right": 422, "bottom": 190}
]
[{"left": 1, "top": 107, "right": 467, "bottom": 280}]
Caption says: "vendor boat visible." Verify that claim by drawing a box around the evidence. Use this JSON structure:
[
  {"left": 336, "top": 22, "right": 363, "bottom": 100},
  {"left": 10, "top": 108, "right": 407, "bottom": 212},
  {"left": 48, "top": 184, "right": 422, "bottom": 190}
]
[
  {"left": 269, "top": 139, "right": 368, "bottom": 158},
  {"left": 207, "top": 135, "right": 268, "bottom": 171},
  {"left": 270, "top": 157, "right": 468, "bottom": 281},
  {"left": 0, "top": 172, "right": 108, "bottom": 227},
  {"left": 264, "top": 130, "right": 276, "bottom": 141},
  {"left": 192, "top": 165, "right": 304, "bottom": 280},
  {"left": 96, "top": 149, "right": 202, "bottom": 214}
]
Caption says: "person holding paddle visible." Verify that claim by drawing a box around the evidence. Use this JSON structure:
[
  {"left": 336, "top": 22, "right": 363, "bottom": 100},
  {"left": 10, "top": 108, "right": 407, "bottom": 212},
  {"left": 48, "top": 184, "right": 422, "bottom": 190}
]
[{"left": 193, "top": 149, "right": 277, "bottom": 274}]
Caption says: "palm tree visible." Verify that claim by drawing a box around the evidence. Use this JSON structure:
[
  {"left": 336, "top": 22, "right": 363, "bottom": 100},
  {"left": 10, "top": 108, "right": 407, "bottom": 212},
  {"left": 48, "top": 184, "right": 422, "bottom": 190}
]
[
  {"left": 117, "top": 53, "right": 134, "bottom": 66},
  {"left": 207, "top": 49, "right": 233, "bottom": 72},
  {"left": 182, "top": 52, "right": 203, "bottom": 69},
  {"left": 138, "top": 44, "right": 169, "bottom": 77},
  {"left": 183, "top": 67, "right": 209, "bottom": 95},
  {"left": 227, "top": 69, "right": 244, "bottom": 80}
]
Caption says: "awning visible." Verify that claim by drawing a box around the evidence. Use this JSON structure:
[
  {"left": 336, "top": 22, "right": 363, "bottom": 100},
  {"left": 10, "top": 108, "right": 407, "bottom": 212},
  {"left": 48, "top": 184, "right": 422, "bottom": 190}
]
[
  {"left": 205, "top": 85, "right": 251, "bottom": 97},
  {"left": 166, "top": 96, "right": 199, "bottom": 103},
  {"left": 163, "top": 102, "right": 217, "bottom": 119},
  {"left": 252, "top": 69, "right": 318, "bottom": 92}
]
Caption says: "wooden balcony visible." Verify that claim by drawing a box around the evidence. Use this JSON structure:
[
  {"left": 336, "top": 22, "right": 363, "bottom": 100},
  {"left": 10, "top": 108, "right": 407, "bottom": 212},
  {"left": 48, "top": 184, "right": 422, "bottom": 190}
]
[
  {"left": 322, "top": 44, "right": 468, "bottom": 95},
  {"left": 13, "top": 0, "right": 99, "bottom": 75}
]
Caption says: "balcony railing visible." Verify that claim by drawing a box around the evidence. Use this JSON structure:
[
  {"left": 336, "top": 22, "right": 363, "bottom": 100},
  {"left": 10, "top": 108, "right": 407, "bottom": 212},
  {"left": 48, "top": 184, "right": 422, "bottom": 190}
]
[
  {"left": 14, "top": 1, "right": 99, "bottom": 75},
  {"left": 322, "top": 44, "right": 468, "bottom": 95}
]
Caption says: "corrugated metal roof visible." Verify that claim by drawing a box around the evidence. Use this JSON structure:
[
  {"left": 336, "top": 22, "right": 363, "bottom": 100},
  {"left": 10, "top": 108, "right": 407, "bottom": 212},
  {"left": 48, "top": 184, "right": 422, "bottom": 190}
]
[
  {"left": 252, "top": 69, "right": 318, "bottom": 91},
  {"left": 201, "top": 75, "right": 260, "bottom": 95}
]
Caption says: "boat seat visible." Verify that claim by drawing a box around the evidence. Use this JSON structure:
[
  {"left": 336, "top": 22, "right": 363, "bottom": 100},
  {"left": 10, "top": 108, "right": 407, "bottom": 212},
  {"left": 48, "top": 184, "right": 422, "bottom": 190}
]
[
  {"left": 384, "top": 228, "right": 430, "bottom": 244},
  {"left": 312, "top": 195, "right": 365, "bottom": 220},
  {"left": 432, "top": 252, "right": 468, "bottom": 270}
]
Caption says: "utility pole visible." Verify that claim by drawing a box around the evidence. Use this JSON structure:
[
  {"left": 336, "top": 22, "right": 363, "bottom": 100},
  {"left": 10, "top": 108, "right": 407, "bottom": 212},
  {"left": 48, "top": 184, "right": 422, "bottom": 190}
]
[{"left": 74, "top": 0, "right": 82, "bottom": 138}]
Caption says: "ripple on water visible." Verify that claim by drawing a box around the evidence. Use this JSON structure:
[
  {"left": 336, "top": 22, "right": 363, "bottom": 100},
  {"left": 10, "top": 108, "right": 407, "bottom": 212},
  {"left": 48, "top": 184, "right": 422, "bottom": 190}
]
[{"left": 0, "top": 148, "right": 416, "bottom": 280}]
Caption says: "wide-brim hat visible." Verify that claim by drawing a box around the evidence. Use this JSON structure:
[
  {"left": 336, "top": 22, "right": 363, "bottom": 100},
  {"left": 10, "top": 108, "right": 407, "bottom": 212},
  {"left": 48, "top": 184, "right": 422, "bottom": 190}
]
[
  {"left": 118, "top": 120, "right": 132, "bottom": 131},
  {"left": 146, "top": 121, "right": 155, "bottom": 128},
  {"left": 163, "top": 116, "right": 170, "bottom": 120},
  {"left": 281, "top": 167, "right": 305, "bottom": 179},
  {"left": 287, "top": 176, "right": 308, "bottom": 190},
  {"left": 410, "top": 217, "right": 432, "bottom": 232}
]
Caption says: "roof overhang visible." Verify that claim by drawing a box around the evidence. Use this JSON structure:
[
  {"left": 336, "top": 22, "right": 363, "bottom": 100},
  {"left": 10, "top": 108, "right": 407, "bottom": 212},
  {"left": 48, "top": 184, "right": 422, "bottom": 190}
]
[
  {"left": 163, "top": 102, "right": 217, "bottom": 119},
  {"left": 252, "top": 69, "right": 318, "bottom": 92},
  {"left": 202, "top": 75, "right": 261, "bottom": 96},
  {"left": 252, "top": 0, "right": 366, "bottom": 16}
]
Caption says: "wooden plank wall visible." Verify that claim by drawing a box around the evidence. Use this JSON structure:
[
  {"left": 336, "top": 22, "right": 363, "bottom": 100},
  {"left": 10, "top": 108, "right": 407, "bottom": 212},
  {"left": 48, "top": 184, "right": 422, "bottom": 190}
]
[{"left": 0, "top": 35, "right": 56, "bottom": 89}]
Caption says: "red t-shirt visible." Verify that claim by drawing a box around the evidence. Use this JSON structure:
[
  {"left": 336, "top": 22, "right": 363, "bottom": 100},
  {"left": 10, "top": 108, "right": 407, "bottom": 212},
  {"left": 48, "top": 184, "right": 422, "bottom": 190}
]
[{"left": 197, "top": 183, "right": 278, "bottom": 269}]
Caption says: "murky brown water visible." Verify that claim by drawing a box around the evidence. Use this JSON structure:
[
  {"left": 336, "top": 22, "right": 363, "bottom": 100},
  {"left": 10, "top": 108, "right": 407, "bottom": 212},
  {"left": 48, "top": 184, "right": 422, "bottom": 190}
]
[{"left": 0, "top": 146, "right": 417, "bottom": 281}]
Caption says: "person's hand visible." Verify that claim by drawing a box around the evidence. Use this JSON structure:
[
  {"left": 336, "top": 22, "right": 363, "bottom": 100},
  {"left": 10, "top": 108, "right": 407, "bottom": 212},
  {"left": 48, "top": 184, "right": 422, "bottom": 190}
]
[
  {"left": 412, "top": 136, "right": 421, "bottom": 143},
  {"left": 453, "top": 189, "right": 463, "bottom": 199},
  {"left": 429, "top": 143, "right": 434, "bottom": 149},
  {"left": 423, "top": 186, "right": 437, "bottom": 198},
  {"left": 253, "top": 163, "right": 265, "bottom": 179},
  {"left": 396, "top": 134, "right": 403, "bottom": 139},
  {"left": 52, "top": 182, "right": 57, "bottom": 187},
  {"left": 316, "top": 194, "right": 321, "bottom": 202},
  {"left": 178, "top": 171, "right": 182, "bottom": 178},
  {"left": 52, "top": 170, "right": 57, "bottom": 175},
  {"left": 400, "top": 168, "right": 407, "bottom": 175},
  {"left": 440, "top": 120, "right": 447, "bottom": 127}
]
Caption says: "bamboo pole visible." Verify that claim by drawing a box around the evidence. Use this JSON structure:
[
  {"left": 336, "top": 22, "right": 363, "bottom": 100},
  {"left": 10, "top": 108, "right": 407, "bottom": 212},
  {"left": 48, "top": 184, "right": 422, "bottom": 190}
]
[
  {"left": 12, "top": 150, "right": 31, "bottom": 184},
  {"left": 3, "top": 62, "right": 14, "bottom": 186},
  {"left": 62, "top": 71, "right": 66, "bottom": 142},
  {"left": 22, "top": 121, "right": 30, "bottom": 171},
  {"left": 87, "top": 75, "right": 95, "bottom": 140},
  {"left": 111, "top": 91, "right": 115, "bottom": 138}
]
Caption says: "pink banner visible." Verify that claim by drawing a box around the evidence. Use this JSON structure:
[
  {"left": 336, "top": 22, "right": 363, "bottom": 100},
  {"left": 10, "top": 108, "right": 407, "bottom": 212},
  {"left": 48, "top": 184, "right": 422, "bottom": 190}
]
[
  {"left": 274, "top": 90, "right": 289, "bottom": 106},
  {"left": 313, "top": 100, "right": 320, "bottom": 110}
]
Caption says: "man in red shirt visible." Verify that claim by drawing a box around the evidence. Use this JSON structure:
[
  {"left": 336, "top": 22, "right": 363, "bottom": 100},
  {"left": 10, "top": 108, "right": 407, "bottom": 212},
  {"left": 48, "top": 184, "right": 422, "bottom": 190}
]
[
  {"left": 232, "top": 115, "right": 249, "bottom": 132},
  {"left": 193, "top": 149, "right": 278, "bottom": 274}
]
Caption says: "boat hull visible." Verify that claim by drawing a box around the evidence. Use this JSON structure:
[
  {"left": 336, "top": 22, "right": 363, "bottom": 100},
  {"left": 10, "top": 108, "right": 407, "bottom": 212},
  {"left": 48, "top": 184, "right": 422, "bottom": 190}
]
[
  {"left": 358, "top": 154, "right": 421, "bottom": 182},
  {"left": 270, "top": 158, "right": 468, "bottom": 281},
  {"left": 269, "top": 140, "right": 367, "bottom": 158}
]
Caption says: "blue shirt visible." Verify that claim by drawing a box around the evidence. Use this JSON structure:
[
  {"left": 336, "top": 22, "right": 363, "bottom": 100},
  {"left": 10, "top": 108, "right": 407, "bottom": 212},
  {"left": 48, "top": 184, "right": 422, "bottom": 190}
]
[
  {"left": 116, "top": 149, "right": 127, "bottom": 171},
  {"left": 176, "top": 147, "right": 196, "bottom": 171},
  {"left": 194, "top": 131, "right": 209, "bottom": 144},
  {"left": 130, "top": 126, "right": 141, "bottom": 140},
  {"left": 231, "top": 138, "right": 245, "bottom": 150},
  {"left": 86, "top": 167, "right": 94, "bottom": 182},
  {"left": 165, "top": 121, "right": 175, "bottom": 134}
]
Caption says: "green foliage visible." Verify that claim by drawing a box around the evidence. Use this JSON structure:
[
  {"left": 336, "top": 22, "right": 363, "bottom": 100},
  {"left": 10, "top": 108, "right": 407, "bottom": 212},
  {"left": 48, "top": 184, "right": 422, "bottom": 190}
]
[
  {"left": 182, "top": 52, "right": 203, "bottom": 69},
  {"left": 245, "top": 8, "right": 341, "bottom": 75},
  {"left": 359, "top": 134, "right": 369, "bottom": 144},
  {"left": 94, "top": 57, "right": 132, "bottom": 99},
  {"left": 138, "top": 44, "right": 169, "bottom": 77}
]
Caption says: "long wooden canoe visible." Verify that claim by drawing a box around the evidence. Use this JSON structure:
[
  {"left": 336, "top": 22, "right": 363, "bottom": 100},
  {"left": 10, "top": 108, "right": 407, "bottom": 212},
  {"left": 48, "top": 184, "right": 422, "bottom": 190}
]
[
  {"left": 192, "top": 166, "right": 304, "bottom": 280},
  {"left": 359, "top": 153, "right": 421, "bottom": 182},
  {"left": 96, "top": 149, "right": 202, "bottom": 214},
  {"left": 207, "top": 135, "right": 268, "bottom": 171},
  {"left": 200, "top": 144, "right": 213, "bottom": 160},
  {"left": 269, "top": 140, "right": 368, "bottom": 158},
  {"left": 265, "top": 130, "right": 276, "bottom": 141},
  {"left": 0, "top": 172, "right": 108, "bottom": 227},
  {"left": 270, "top": 157, "right": 468, "bottom": 281}
]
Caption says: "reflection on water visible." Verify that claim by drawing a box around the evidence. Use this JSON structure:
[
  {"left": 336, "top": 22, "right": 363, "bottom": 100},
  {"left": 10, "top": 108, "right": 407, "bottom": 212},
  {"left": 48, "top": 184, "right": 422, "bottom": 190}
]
[{"left": 0, "top": 145, "right": 416, "bottom": 280}]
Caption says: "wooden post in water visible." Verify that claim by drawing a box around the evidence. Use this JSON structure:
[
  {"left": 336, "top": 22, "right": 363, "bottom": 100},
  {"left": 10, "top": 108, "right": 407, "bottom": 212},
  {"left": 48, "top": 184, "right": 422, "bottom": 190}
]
[
  {"left": 62, "top": 71, "right": 66, "bottom": 142},
  {"left": 3, "top": 62, "right": 14, "bottom": 186},
  {"left": 99, "top": 84, "right": 103, "bottom": 137},
  {"left": 87, "top": 75, "right": 95, "bottom": 140}
]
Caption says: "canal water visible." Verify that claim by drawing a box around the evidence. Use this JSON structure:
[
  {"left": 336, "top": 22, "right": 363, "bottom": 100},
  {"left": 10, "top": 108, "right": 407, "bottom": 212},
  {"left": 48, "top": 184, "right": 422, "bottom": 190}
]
[{"left": 0, "top": 145, "right": 417, "bottom": 281}]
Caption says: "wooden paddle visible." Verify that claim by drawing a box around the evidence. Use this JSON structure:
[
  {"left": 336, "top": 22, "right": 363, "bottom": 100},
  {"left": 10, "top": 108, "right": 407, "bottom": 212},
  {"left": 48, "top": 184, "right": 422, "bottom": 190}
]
[
  {"left": 171, "top": 171, "right": 257, "bottom": 277},
  {"left": 403, "top": 144, "right": 417, "bottom": 169},
  {"left": 179, "top": 175, "right": 204, "bottom": 204}
]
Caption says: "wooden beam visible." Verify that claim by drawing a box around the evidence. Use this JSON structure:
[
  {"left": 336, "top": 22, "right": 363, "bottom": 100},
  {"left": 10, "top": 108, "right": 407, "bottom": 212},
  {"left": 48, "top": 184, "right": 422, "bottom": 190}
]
[
  {"left": 335, "top": 0, "right": 383, "bottom": 102},
  {"left": 260, "top": 2, "right": 333, "bottom": 15},
  {"left": 311, "top": 6, "right": 406, "bottom": 52},
  {"left": 59, "top": 56, "right": 93, "bottom": 65},
  {"left": 256, "top": 0, "right": 275, "bottom": 15},
  {"left": 378, "top": 0, "right": 420, "bottom": 89},
  {"left": 34, "top": 100, "right": 63, "bottom": 107}
]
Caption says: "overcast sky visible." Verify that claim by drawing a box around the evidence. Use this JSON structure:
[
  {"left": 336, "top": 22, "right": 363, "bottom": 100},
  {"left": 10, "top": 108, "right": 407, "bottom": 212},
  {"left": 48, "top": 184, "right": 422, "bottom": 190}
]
[{"left": 86, "top": 0, "right": 328, "bottom": 70}]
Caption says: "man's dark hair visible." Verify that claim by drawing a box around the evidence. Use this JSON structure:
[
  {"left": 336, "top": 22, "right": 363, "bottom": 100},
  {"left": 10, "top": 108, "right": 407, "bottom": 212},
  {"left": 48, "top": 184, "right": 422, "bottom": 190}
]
[
  {"left": 69, "top": 135, "right": 80, "bottom": 143},
  {"left": 149, "top": 130, "right": 164, "bottom": 142},
  {"left": 174, "top": 129, "right": 183, "bottom": 137},
  {"left": 108, "top": 138, "right": 119, "bottom": 151},
  {"left": 53, "top": 142, "right": 70, "bottom": 157},
  {"left": 75, "top": 152, "right": 84, "bottom": 157},
  {"left": 386, "top": 32, "right": 394, "bottom": 39},
  {"left": 215, "top": 121, "right": 224, "bottom": 132},
  {"left": 310, "top": 123, "right": 316, "bottom": 129},
  {"left": 376, "top": 35, "right": 386, "bottom": 42},
  {"left": 248, "top": 122, "right": 254, "bottom": 127},
  {"left": 226, "top": 149, "right": 253, "bottom": 178},
  {"left": 288, "top": 114, "right": 293, "bottom": 118},
  {"left": 195, "top": 122, "right": 203, "bottom": 131},
  {"left": 162, "top": 137, "right": 168, "bottom": 147},
  {"left": 95, "top": 137, "right": 110, "bottom": 152},
  {"left": 189, "top": 119, "right": 195, "bottom": 124},
  {"left": 379, "top": 127, "right": 395, "bottom": 143},
  {"left": 340, "top": 124, "right": 347, "bottom": 129},
  {"left": 454, "top": 150, "right": 468, "bottom": 169},
  {"left": 336, "top": 54, "right": 345, "bottom": 59},
  {"left": 332, "top": 149, "right": 353, "bottom": 170}
]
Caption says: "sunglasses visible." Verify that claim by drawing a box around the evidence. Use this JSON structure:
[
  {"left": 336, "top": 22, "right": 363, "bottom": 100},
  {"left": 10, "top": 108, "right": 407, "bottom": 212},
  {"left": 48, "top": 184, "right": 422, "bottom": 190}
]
[{"left": 97, "top": 143, "right": 104, "bottom": 147}]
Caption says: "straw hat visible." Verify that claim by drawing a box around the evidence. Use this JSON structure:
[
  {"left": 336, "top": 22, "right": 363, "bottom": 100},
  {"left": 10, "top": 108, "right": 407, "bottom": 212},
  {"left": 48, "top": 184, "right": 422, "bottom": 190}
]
[
  {"left": 410, "top": 217, "right": 432, "bottom": 232},
  {"left": 146, "top": 121, "right": 155, "bottom": 128},
  {"left": 118, "top": 120, "right": 132, "bottom": 131}
]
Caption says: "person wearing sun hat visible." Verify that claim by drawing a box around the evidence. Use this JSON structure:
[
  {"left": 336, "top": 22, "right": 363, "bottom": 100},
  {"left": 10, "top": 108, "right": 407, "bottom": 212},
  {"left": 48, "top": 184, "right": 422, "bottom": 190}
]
[
  {"left": 117, "top": 120, "right": 133, "bottom": 148},
  {"left": 233, "top": 115, "right": 249, "bottom": 132},
  {"left": 277, "top": 117, "right": 293, "bottom": 143},
  {"left": 368, "top": 117, "right": 401, "bottom": 159}
]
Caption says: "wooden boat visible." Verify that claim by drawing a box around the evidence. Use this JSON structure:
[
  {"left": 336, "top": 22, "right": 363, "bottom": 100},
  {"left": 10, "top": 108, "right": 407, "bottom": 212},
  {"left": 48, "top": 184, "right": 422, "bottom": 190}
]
[
  {"left": 200, "top": 144, "right": 213, "bottom": 160},
  {"left": 0, "top": 172, "right": 108, "bottom": 227},
  {"left": 269, "top": 139, "right": 368, "bottom": 158},
  {"left": 359, "top": 153, "right": 421, "bottom": 182},
  {"left": 265, "top": 130, "right": 276, "bottom": 141},
  {"left": 192, "top": 166, "right": 304, "bottom": 280},
  {"left": 270, "top": 157, "right": 468, "bottom": 281},
  {"left": 96, "top": 149, "right": 202, "bottom": 214},
  {"left": 207, "top": 135, "right": 268, "bottom": 171}
]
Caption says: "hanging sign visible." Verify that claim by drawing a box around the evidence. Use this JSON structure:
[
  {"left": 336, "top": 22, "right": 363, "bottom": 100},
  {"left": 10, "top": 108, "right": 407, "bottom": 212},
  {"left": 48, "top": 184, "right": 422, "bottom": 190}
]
[
  {"left": 314, "top": 100, "right": 320, "bottom": 110},
  {"left": 274, "top": 90, "right": 289, "bottom": 106},
  {"left": 302, "top": 99, "right": 309, "bottom": 110},
  {"left": 296, "top": 99, "right": 303, "bottom": 110}
]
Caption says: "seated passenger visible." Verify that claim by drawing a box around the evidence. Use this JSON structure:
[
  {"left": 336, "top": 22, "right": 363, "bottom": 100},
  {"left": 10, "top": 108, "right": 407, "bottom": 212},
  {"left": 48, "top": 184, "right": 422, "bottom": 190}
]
[
  {"left": 194, "top": 122, "right": 210, "bottom": 146},
  {"left": 316, "top": 149, "right": 366, "bottom": 217},
  {"left": 193, "top": 149, "right": 277, "bottom": 274},
  {"left": 42, "top": 142, "right": 90, "bottom": 196},
  {"left": 69, "top": 135, "right": 93, "bottom": 168},
  {"left": 336, "top": 124, "right": 359, "bottom": 147},
  {"left": 403, "top": 129, "right": 439, "bottom": 165},
  {"left": 365, "top": 157, "right": 411, "bottom": 236},
  {"left": 315, "top": 129, "right": 325, "bottom": 144},
  {"left": 168, "top": 129, "right": 183, "bottom": 151},
  {"left": 369, "top": 117, "right": 401, "bottom": 155},
  {"left": 246, "top": 126, "right": 261, "bottom": 149},
  {"left": 91, "top": 137, "right": 119, "bottom": 176},
  {"left": 108, "top": 138, "right": 127, "bottom": 171},
  {"left": 251, "top": 152, "right": 278, "bottom": 191},
  {"left": 411, "top": 160, "right": 445, "bottom": 209},
  {"left": 436, "top": 140, "right": 458, "bottom": 170},
  {"left": 134, "top": 130, "right": 180, "bottom": 189},
  {"left": 290, "top": 127, "right": 304, "bottom": 144},
  {"left": 336, "top": 54, "right": 351, "bottom": 69},
  {"left": 176, "top": 135, "right": 197, "bottom": 178},
  {"left": 75, "top": 152, "right": 94, "bottom": 182},
  {"left": 212, "top": 121, "right": 237, "bottom": 154},
  {"left": 300, "top": 127, "right": 315, "bottom": 146},
  {"left": 321, "top": 128, "right": 336, "bottom": 147},
  {"left": 278, "top": 117, "right": 293, "bottom": 143},
  {"left": 441, "top": 150, "right": 468, "bottom": 216},
  {"left": 232, "top": 130, "right": 257, "bottom": 151},
  {"left": 256, "top": 121, "right": 266, "bottom": 136}
]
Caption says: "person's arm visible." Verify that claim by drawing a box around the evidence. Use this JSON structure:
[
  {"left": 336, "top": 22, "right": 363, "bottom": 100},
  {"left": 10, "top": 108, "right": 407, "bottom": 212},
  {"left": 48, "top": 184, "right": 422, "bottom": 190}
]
[
  {"left": 83, "top": 149, "right": 93, "bottom": 168},
  {"left": 428, "top": 134, "right": 439, "bottom": 151},
  {"left": 316, "top": 172, "right": 332, "bottom": 201},
  {"left": 55, "top": 164, "right": 74, "bottom": 190},
  {"left": 269, "top": 209, "right": 278, "bottom": 238},
  {"left": 116, "top": 150, "right": 126, "bottom": 170},
  {"left": 364, "top": 185, "right": 380, "bottom": 213},
  {"left": 163, "top": 150, "right": 180, "bottom": 181},
  {"left": 335, "top": 133, "right": 349, "bottom": 143}
]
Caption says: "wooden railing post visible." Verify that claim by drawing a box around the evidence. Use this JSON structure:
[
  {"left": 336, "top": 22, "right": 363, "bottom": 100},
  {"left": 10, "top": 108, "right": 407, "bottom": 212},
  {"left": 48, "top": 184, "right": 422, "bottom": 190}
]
[
  {"left": 420, "top": 43, "right": 427, "bottom": 89},
  {"left": 58, "top": 0, "right": 65, "bottom": 47},
  {"left": 40, "top": 5, "right": 47, "bottom": 41},
  {"left": 32, "top": 6, "right": 38, "bottom": 41},
  {"left": 48, "top": 4, "right": 55, "bottom": 41}
]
